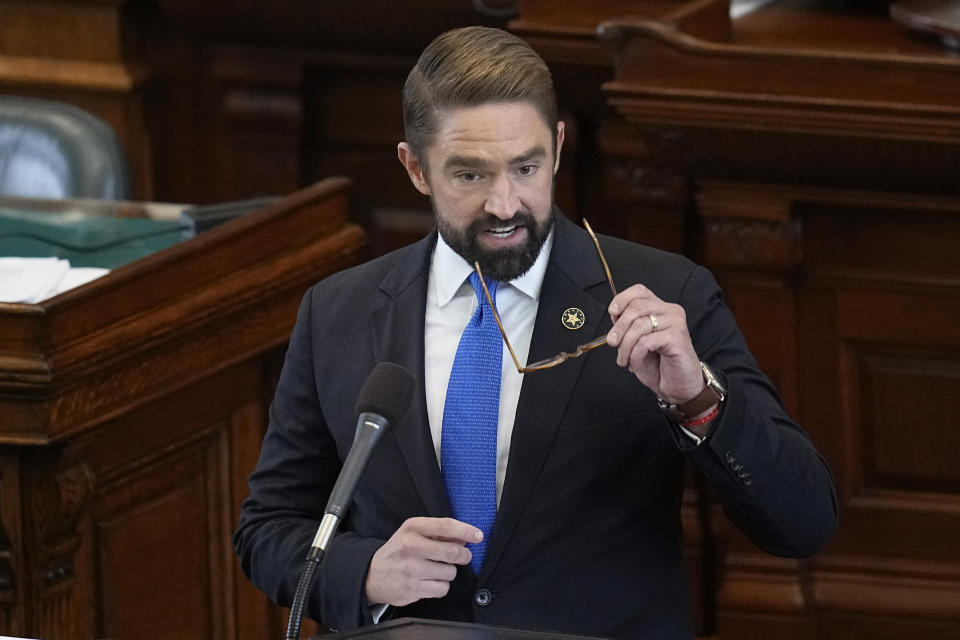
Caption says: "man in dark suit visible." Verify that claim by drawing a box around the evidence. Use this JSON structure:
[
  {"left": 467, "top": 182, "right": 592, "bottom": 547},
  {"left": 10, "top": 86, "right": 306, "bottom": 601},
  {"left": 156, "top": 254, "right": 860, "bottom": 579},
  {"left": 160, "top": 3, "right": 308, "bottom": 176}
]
[{"left": 233, "top": 26, "right": 837, "bottom": 639}]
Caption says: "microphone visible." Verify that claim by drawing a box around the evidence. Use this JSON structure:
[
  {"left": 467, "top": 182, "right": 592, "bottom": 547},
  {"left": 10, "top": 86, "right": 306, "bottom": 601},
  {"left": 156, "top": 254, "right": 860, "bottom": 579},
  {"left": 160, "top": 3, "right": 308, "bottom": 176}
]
[
  {"left": 286, "top": 362, "right": 415, "bottom": 640},
  {"left": 308, "top": 362, "right": 416, "bottom": 558}
]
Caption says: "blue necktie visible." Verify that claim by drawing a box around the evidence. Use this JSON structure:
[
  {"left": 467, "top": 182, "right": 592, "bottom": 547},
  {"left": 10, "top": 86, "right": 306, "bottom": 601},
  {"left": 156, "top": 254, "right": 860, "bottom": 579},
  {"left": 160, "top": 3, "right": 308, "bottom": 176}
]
[{"left": 441, "top": 272, "right": 501, "bottom": 575}]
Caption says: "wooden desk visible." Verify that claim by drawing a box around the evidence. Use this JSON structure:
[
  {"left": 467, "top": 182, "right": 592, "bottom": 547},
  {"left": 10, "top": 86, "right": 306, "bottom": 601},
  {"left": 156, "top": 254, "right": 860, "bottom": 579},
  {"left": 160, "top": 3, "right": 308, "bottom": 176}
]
[{"left": 0, "top": 178, "right": 364, "bottom": 639}]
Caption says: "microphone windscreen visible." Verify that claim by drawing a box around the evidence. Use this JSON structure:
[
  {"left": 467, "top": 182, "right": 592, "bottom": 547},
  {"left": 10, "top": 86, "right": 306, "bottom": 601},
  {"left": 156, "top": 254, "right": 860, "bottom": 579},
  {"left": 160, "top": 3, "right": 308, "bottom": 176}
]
[{"left": 355, "top": 362, "right": 416, "bottom": 427}]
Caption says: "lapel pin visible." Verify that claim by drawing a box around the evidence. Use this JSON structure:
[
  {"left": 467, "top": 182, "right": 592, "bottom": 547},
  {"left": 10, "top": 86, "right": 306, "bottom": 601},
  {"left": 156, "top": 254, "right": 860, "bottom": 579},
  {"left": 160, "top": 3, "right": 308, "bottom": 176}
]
[{"left": 562, "top": 307, "right": 585, "bottom": 330}]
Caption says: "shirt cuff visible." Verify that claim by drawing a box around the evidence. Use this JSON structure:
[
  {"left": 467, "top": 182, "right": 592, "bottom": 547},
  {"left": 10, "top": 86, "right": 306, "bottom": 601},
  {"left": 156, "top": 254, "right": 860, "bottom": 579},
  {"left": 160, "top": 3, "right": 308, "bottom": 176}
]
[
  {"left": 680, "top": 424, "right": 707, "bottom": 446},
  {"left": 370, "top": 603, "right": 390, "bottom": 624}
]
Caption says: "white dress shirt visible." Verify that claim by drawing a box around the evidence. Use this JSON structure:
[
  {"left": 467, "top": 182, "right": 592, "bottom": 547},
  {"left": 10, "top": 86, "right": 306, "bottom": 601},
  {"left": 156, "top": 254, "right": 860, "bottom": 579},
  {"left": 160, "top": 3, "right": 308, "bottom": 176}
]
[{"left": 424, "top": 230, "right": 553, "bottom": 505}]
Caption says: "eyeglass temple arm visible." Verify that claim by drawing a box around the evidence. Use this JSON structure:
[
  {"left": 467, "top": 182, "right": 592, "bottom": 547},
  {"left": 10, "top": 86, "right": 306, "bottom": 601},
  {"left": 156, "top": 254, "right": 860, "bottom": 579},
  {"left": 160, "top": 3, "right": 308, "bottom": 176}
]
[
  {"left": 583, "top": 219, "right": 617, "bottom": 298},
  {"left": 473, "top": 261, "right": 526, "bottom": 372}
]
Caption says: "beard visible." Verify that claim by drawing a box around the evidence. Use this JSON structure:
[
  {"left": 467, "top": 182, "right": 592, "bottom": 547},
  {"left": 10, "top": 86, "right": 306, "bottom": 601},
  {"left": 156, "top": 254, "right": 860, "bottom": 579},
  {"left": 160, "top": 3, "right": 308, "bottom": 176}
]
[{"left": 435, "top": 206, "right": 554, "bottom": 282}]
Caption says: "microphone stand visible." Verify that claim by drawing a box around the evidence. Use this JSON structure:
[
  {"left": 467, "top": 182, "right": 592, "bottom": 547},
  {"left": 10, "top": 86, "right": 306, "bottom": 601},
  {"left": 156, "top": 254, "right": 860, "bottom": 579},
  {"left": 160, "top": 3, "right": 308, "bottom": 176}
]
[
  {"left": 285, "top": 513, "right": 340, "bottom": 640},
  {"left": 284, "top": 413, "right": 389, "bottom": 639},
  {"left": 281, "top": 361, "right": 415, "bottom": 640}
]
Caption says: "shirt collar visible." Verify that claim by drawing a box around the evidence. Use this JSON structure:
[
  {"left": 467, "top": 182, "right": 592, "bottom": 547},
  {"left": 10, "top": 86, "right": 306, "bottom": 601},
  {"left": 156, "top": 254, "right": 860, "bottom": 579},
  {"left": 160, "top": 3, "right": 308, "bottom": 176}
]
[{"left": 430, "top": 226, "right": 554, "bottom": 308}]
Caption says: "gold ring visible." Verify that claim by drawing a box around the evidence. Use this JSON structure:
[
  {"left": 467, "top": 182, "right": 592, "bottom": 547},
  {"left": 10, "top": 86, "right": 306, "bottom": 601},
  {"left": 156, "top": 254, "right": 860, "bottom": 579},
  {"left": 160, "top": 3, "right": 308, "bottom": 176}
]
[{"left": 649, "top": 314, "right": 659, "bottom": 331}]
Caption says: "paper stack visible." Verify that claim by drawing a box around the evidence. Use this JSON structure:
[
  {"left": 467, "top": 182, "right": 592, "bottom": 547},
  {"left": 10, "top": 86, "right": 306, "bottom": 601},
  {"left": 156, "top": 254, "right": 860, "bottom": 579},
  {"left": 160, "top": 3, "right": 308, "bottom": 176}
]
[{"left": 0, "top": 257, "right": 108, "bottom": 303}]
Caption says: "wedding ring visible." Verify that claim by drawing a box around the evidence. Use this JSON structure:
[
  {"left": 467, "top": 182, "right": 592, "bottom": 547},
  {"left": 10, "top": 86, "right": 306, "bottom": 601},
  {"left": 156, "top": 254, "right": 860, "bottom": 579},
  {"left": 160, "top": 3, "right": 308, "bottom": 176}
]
[{"left": 649, "top": 314, "right": 659, "bottom": 332}]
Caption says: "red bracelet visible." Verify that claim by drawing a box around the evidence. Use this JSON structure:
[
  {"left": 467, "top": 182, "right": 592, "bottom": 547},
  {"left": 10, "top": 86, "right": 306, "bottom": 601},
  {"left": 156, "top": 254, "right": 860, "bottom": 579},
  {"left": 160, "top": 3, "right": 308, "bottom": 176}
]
[{"left": 680, "top": 405, "right": 719, "bottom": 428}]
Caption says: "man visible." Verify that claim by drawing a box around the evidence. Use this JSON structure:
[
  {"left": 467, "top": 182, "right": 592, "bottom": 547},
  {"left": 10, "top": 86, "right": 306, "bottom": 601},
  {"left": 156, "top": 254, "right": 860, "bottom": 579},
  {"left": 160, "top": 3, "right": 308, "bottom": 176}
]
[{"left": 234, "top": 26, "right": 837, "bottom": 639}]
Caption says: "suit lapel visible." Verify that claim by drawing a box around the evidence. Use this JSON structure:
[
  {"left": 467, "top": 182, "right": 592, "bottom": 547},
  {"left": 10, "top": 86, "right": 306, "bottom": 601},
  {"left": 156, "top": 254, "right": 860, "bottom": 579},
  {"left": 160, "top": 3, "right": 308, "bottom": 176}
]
[
  {"left": 371, "top": 232, "right": 452, "bottom": 518},
  {"left": 479, "top": 213, "right": 614, "bottom": 582}
]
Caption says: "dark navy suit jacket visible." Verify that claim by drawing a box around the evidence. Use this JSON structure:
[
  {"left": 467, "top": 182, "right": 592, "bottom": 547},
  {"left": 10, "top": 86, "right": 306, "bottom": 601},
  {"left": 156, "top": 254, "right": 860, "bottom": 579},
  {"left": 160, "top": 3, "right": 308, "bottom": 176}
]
[{"left": 233, "top": 212, "right": 838, "bottom": 639}]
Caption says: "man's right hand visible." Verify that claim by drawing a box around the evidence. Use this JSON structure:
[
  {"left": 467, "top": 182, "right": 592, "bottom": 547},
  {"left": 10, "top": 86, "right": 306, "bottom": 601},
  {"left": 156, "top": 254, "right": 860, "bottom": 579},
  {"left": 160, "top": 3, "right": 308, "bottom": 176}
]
[{"left": 365, "top": 517, "right": 482, "bottom": 607}]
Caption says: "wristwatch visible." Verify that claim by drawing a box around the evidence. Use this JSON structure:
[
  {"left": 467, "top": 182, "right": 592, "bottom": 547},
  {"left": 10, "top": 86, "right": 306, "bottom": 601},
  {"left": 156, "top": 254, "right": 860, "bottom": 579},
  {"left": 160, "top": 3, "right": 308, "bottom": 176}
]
[{"left": 658, "top": 361, "right": 726, "bottom": 423}]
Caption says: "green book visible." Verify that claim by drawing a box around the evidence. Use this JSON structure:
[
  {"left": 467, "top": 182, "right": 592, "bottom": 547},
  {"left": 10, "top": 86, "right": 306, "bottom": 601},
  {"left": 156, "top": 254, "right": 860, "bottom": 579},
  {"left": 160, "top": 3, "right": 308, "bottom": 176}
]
[{"left": 0, "top": 209, "right": 186, "bottom": 269}]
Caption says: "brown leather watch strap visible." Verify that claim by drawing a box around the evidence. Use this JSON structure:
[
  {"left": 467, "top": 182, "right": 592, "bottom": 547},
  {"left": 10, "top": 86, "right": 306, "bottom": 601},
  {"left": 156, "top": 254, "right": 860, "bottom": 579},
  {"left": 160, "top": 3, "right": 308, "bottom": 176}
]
[
  {"left": 658, "top": 362, "right": 726, "bottom": 423},
  {"left": 669, "top": 384, "right": 722, "bottom": 422}
]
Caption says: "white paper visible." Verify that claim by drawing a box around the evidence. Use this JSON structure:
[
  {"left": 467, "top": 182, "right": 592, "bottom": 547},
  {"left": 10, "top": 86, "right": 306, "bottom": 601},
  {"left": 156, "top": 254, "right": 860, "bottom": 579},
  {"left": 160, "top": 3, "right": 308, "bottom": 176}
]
[{"left": 0, "top": 257, "right": 108, "bottom": 303}]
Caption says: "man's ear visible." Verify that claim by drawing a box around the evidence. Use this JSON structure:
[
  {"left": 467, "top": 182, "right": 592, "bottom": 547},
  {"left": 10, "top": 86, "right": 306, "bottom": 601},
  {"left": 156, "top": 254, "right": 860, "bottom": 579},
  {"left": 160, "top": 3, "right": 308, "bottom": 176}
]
[
  {"left": 398, "top": 142, "right": 431, "bottom": 196},
  {"left": 553, "top": 121, "right": 566, "bottom": 174}
]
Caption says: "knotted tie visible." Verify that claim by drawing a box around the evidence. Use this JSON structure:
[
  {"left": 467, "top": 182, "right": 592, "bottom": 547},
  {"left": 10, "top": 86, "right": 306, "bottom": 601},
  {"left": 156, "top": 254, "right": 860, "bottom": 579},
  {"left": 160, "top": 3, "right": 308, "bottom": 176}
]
[{"left": 441, "top": 272, "right": 501, "bottom": 575}]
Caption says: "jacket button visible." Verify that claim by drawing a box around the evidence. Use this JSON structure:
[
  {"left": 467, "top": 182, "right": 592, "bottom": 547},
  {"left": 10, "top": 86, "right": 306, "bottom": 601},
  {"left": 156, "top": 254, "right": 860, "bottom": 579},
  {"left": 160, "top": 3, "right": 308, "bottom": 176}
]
[{"left": 474, "top": 588, "right": 492, "bottom": 606}]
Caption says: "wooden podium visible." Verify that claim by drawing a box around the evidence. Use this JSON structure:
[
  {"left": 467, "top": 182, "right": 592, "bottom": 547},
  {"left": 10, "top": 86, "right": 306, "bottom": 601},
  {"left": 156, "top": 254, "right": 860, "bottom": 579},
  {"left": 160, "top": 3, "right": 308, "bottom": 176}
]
[
  {"left": 325, "top": 618, "right": 606, "bottom": 640},
  {"left": 0, "top": 178, "right": 366, "bottom": 639}
]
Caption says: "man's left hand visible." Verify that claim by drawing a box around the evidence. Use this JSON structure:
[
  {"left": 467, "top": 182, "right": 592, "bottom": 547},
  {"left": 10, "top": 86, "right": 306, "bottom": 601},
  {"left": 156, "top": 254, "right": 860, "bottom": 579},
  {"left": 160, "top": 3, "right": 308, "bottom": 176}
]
[{"left": 606, "top": 284, "right": 704, "bottom": 404}]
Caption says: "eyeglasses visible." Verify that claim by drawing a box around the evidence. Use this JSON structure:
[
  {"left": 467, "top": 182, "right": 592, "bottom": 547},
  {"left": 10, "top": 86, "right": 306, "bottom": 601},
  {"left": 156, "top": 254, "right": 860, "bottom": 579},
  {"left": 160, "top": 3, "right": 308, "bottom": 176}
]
[{"left": 474, "top": 219, "right": 617, "bottom": 373}]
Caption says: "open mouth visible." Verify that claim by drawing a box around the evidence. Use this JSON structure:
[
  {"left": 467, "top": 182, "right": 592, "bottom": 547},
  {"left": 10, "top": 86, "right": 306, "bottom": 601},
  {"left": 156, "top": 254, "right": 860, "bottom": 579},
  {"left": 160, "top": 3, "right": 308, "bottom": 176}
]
[{"left": 487, "top": 224, "right": 519, "bottom": 237}]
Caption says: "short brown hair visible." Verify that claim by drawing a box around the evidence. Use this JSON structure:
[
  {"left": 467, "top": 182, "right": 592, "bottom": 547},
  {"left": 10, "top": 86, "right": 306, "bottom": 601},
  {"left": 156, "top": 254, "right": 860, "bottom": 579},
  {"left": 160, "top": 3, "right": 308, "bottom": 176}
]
[{"left": 402, "top": 26, "right": 558, "bottom": 161}]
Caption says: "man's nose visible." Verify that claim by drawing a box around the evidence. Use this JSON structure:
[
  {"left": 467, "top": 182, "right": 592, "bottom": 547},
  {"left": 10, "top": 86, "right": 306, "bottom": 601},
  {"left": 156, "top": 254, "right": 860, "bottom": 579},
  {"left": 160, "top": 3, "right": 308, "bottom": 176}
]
[{"left": 484, "top": 174, "right": 519, "bottom": 220}]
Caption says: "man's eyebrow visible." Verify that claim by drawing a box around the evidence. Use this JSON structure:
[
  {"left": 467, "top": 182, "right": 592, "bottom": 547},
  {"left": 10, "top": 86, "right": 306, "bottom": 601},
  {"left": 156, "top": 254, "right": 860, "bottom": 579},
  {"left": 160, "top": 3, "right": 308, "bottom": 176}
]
[
  {"left": 444, "top": 155, "right": 488, "bottom": 171},
  {"left": 442, "top": 146, "right": 548, "bottom": 172},
  {"left": 510, "top": 146, "right": 547, "bottom": 165}
]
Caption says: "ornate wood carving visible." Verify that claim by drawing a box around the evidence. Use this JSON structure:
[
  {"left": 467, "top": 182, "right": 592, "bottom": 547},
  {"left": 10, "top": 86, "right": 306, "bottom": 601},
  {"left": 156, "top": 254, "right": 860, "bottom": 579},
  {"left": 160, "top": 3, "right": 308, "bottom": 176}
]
[
  {"left": 23, "top": 451, "right": 94, "bottom": 639},
  {"left": 31, "top": 457, "right": 94, "bottom": 591},
  {"left": 0, "top": 529, "right": 13, "bottom": 593},
  {"left": 0, "top": 472, "right": 17, "bottom": 633}
]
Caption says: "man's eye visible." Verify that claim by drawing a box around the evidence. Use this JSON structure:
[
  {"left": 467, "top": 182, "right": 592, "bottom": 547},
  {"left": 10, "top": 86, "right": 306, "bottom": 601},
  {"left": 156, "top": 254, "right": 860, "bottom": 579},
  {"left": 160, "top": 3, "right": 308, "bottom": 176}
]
[
  {"left": 518, "top": 165, "right": 538, "bottom": 176},
  {"left": 457, "top": 172, "right": 481, "bottom": 182}
]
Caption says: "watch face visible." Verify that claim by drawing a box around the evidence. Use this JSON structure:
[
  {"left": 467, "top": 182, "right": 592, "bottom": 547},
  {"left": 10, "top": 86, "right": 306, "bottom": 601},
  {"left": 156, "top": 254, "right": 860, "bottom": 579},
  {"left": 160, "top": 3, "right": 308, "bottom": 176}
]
[{"left": 701, "top": 362, "right": 726, "bottom": 395}]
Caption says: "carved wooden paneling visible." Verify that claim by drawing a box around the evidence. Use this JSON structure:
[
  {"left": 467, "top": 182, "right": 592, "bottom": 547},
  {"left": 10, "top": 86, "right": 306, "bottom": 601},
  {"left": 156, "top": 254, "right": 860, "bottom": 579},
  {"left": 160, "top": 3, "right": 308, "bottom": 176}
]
[
  {"left": 687, "top": 185, "right": 960, "bottom": 638},
  {"left": 98, "top": 472, "right": 211, "bottom": 637},
  {"left": 799, "top": 197, "right": 960, "bottom": 638},
  {"left": 50, "top": 356, "right": 298, "bottom": 640},
  {"left": 92, "top": 425, "right": 227, "bottom": 637},
  {"left": 856, "top": 350, "right": 960, "bottom": 490},
  {"left": 600, "top": 1, "right": 960, "bottom": 633}
]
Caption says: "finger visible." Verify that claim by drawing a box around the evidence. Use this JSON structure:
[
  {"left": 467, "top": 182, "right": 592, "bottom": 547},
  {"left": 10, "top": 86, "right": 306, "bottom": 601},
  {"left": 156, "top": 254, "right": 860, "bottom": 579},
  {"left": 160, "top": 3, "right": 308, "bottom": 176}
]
[
  {"left": 609, "top": 304, "right": 671, "bottom": 351},
  {"left": 419, "top": 579, "right": 453, "bottom": 600},
  {"left": 418, "top": 558, "right": 460, "bottom": 583},
  {"left": 620, "top": 311, "right": 673, "bottom": 354},
  {"left": 421, "top": 539, "right": 473, "bottom": 566},
  {"left": 410, "top": 517, "right": 483, "bottom": 544},
  {"left": 608, "top": 284, "right": 658, "bottom": 319},
  {"left": 632, "top": 326, "right": 692, "bottom": 360}
]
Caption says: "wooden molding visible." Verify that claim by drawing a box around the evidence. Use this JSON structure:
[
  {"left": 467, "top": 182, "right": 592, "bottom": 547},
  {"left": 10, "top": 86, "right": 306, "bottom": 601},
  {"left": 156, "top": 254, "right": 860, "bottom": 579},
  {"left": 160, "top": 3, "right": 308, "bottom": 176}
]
[
  {"left": 600, "top": 16, "right": 960, "bottom": 144},
  {"left": 811, "top": 555, "right": 960, "bottom": 620},
  {"left": 0, "top": 56, "right": 153, "bottom": 92}
]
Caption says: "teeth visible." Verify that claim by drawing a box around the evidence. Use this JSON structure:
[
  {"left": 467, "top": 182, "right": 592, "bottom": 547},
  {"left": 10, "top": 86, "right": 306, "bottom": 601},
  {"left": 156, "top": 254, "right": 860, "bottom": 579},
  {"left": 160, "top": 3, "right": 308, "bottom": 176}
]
[{"left": 489, "top": 225, "right": 517, "bottom": 235}]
